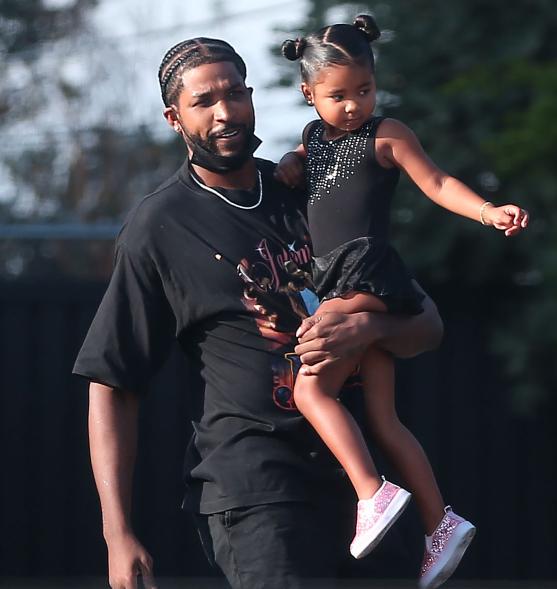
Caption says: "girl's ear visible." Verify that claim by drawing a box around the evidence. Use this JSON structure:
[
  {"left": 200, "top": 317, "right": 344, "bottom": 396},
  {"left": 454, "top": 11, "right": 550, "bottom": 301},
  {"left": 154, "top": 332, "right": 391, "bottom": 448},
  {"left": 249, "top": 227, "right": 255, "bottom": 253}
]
[{"left": 301, "top": 83, "right": 314, "bottom": 106}]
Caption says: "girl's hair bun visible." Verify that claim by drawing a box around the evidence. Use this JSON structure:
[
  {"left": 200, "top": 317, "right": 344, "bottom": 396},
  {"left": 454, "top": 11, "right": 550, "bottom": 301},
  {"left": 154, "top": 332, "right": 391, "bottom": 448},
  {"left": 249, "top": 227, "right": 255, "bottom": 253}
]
[
  {"left": 281, "top": 37, "right": 307, "bottom": 61},
  {"left": 353, "top": 14, "right": 381, "bottom": 42}
]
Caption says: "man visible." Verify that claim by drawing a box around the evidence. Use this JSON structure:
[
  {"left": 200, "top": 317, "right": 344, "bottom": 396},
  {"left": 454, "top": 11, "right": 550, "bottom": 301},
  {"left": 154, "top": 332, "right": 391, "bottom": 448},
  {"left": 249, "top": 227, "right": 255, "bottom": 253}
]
[{"left": 73, "top": 38, "right": 442, "bottom": 589}]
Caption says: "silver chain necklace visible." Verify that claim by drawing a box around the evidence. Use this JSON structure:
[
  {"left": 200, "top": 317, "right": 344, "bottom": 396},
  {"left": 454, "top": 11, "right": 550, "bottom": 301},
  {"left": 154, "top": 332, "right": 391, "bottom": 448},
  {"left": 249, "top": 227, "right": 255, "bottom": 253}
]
[{"left": 190, "top": 168, "right": 263, "bottom": 210}]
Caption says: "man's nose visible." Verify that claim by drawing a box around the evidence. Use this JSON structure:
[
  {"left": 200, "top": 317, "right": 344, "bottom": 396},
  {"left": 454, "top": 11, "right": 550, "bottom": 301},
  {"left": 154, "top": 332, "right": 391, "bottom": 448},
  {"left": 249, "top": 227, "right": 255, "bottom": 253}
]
[{"left": 214, "top": 99, "right": 233, "bottom": 121}]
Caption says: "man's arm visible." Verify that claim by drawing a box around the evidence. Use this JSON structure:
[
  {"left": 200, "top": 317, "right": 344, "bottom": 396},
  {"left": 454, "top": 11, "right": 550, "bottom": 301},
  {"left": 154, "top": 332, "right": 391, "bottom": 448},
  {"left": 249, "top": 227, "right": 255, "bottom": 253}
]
[
  {"left": 295, "top": 283, "right": 443, "bottom": 374},
  {"left": 89, "top": 382, "right": 157, "bottom": 589}
]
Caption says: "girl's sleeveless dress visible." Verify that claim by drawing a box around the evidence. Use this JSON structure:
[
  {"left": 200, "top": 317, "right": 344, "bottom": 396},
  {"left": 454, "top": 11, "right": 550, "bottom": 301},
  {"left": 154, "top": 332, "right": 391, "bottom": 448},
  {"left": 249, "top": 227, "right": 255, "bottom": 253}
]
[{"left": 304, "top": 116, "right": 424, "bottom": 315}]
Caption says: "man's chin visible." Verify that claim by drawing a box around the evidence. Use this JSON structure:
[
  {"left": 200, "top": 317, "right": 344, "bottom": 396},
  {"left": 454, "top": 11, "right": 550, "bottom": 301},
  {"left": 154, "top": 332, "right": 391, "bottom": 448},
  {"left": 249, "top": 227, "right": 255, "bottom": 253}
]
[{"left": 213, "top": 145, "right": 251, "bottom": 161}]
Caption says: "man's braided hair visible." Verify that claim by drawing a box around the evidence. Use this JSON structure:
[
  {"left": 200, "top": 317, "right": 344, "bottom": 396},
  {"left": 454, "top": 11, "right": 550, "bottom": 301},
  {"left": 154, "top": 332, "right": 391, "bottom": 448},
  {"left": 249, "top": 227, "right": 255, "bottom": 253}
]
[{"left": 158, "top": 37, "right": 247, "bottom": 107}]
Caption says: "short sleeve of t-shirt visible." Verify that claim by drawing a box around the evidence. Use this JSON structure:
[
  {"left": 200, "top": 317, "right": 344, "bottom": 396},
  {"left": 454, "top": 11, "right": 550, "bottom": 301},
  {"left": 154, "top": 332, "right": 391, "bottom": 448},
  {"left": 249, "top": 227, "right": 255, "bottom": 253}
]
[{"left": 73, "top": 239, "right": 176, "bottom": 394}]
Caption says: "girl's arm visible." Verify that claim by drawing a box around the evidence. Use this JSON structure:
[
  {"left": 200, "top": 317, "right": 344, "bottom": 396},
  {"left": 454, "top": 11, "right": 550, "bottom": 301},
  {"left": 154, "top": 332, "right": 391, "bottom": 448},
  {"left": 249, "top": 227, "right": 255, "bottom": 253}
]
[
  {"left": 377, "top": 119, "right": 529, "bottom": 236},
  {"left": 274, "top": 143, "right": 307, "bottom": 188}
]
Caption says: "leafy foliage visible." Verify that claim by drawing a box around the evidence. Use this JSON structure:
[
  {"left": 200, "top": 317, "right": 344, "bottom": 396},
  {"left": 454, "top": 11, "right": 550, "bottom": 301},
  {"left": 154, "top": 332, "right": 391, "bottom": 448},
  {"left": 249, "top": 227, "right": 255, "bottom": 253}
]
[
  {"left": 0, "top": 0, "right": 183, "bottom": 280},
  {"left": 0, "top": 0, "right": 95, "bottom": 51},
  {"left": 0, "top": 0, "right": 98, "bottom": 118}
]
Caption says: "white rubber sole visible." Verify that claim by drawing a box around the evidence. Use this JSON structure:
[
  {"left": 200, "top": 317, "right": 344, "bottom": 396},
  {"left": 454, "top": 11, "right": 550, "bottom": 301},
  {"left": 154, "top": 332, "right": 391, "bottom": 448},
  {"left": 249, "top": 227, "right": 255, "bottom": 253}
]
[
  {"left": 418, "top": 521, "right": 476, "bottom": 589},
  {"left": 350, "top": 488, "right": 412, "bottom": 559}
]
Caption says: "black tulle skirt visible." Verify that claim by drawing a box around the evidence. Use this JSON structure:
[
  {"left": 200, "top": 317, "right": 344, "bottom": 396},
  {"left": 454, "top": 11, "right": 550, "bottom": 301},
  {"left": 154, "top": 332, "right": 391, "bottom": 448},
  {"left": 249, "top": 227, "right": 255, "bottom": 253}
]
[{"left": 312, "top": 236, "right": 424, "bottom": 315}]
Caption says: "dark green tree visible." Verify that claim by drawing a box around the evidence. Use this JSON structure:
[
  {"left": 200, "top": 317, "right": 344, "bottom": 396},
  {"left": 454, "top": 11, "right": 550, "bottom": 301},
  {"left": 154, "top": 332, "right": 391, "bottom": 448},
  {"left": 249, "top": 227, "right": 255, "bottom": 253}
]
[{"left": 273, "top": 0, "right": 557, "bottom": 411}]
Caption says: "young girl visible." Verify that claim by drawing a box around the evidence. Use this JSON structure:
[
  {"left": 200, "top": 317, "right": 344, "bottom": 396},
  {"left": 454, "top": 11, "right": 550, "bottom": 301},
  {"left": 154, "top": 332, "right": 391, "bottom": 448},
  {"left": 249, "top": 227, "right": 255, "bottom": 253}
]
[{"left": 275, "top": 14, "right": 529, "bottom": 589}]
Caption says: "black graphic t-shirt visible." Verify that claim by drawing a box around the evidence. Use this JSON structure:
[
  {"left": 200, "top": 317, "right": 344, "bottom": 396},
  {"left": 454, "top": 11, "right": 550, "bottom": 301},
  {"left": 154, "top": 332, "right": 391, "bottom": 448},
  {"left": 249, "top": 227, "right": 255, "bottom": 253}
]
[{"left": 73, "top": 158, "right": 342, "bottom": 514}]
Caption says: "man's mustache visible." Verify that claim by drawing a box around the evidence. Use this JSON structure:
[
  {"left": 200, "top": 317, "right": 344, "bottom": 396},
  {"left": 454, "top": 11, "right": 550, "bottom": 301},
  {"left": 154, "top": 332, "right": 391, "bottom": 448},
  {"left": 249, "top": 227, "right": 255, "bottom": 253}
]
[{"left": 209, "top": 124, "right": 248, "bottom": 139}]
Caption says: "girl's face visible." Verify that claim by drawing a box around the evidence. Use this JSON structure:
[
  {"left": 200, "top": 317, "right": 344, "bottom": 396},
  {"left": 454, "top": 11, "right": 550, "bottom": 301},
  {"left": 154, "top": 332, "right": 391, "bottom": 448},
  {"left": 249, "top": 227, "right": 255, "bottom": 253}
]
[{"left": 302, "top": 62, "right": 376, "bottom": 139}]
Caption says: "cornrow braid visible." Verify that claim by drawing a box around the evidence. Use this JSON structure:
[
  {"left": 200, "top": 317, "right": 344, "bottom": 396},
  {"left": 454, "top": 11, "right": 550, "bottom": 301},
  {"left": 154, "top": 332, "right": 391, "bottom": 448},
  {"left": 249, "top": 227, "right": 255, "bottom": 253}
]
[
  {"left": 158, "top": 37, "right": 247, "bottom": 107},
  {"left": 158, "top": 40, "right": 191, "bottom": 87},
  {"left": 159, "top": 48, "right": 192, "bottom": 104}
]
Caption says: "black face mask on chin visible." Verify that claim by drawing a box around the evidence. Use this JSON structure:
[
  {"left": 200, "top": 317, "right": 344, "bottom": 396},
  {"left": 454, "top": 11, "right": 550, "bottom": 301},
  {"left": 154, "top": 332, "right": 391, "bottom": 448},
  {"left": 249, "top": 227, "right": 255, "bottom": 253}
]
[{"left": 182, "top": 127, "right": 262, "bottom": 174}]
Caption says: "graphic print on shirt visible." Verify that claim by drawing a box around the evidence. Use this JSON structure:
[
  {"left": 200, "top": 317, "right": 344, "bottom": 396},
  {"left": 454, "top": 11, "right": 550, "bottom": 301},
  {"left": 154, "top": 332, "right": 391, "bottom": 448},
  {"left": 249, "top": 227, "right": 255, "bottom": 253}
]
[
  {"left": 237, "top": 237, "right": 315, "bottom": 344},
  {"left": 271, "top": 352, "right": 301, "bottom": 410},
  {"left": 237, "top": 236, "right": 319, "bottom": 411}
]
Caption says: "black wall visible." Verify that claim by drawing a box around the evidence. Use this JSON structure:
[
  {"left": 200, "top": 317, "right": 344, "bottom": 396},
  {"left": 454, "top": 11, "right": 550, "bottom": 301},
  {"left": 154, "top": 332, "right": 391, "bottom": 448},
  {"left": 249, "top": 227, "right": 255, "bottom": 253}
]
[{"left": 1, "top": 281, "right": 555, "bottom": 581}]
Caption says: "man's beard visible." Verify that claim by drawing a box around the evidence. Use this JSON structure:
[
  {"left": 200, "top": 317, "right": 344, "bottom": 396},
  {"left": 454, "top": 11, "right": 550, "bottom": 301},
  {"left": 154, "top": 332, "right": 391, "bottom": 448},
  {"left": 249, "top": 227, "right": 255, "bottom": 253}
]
[{"left": 183, "top": 123, "right": 261, "bottom": 174}]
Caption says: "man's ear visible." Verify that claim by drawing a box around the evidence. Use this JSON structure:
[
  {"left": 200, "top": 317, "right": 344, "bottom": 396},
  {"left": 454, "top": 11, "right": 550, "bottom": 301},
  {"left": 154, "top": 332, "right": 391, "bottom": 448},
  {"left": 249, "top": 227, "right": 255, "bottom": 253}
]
[
  {"left": 163, "top": 106, "right": 182, "bottom": 133},
  {"left": 301, "top": 83, "right": 313, "bottom": 106}
]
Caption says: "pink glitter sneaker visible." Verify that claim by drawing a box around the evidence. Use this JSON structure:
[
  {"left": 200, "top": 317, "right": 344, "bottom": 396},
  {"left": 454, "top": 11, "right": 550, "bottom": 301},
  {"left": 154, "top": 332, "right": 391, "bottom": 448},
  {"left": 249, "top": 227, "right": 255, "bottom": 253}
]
[
  {"left": 349, "top": 479, "right": 411, "bottom": 559},
  {"left": 418, "top": 506, "right": 476, "bottom": 589}
]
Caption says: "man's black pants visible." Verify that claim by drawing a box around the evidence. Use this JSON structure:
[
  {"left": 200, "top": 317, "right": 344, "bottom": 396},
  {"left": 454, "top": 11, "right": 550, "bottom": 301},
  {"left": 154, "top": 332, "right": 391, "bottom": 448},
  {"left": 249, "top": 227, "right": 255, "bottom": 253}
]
[{"left": 195, "top": 489, "right": 357, "bottom": 589}]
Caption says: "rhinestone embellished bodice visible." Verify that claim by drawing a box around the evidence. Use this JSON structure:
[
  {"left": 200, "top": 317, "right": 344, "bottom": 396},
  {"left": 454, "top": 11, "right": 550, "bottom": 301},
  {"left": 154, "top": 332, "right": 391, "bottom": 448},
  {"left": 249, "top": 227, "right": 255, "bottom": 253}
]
[{"left": 304, "top": 117, "right": 399, "bottom": 257}]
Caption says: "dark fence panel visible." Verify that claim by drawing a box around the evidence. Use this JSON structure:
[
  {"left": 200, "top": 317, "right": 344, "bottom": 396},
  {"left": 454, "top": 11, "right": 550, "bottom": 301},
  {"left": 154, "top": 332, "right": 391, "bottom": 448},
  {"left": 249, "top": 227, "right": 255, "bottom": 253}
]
[{"left": 0, "top": 281, "right": 555, "bottom": 581}]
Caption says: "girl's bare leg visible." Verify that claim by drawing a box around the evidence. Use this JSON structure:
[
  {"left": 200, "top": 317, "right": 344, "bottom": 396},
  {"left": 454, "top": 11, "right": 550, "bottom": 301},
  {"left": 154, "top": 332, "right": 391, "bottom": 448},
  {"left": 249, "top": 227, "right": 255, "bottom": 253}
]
[
  {"left": 293, "top": 293, "right": 389, "bottom": 500},
  {"left": 299, "top": 292, "right": 446, "bottom": 533},
  {"left": 294, "top": 354, "right": 382, "bottom": 500},
  {"left": 359, "top": 347, "right": 445, "bottom": 534}
]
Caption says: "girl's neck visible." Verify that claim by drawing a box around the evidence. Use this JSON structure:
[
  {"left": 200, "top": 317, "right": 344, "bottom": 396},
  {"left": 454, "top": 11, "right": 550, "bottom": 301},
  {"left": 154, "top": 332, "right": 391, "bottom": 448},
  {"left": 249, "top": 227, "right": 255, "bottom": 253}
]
[
  {"left": 322, "top": 124, "right": 348, "bottom": 141},
  {"left": 321, "top": 117, "right": 373, "bottom": 142}
]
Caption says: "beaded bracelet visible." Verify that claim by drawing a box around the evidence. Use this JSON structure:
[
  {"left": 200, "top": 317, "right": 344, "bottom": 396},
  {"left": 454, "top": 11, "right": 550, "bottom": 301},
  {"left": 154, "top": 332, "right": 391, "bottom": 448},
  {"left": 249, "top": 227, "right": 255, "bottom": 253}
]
[{"left": 479, "top": 201, "right": 493, "bottom": 225}]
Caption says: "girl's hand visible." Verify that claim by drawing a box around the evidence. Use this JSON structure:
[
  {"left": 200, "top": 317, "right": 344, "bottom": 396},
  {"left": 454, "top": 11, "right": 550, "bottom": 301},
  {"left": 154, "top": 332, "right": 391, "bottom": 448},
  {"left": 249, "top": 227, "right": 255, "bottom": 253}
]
[
  {"left": 483, "top": 203, "right": 529, "bottom": 236},
  {"left": 274, "top": 152, "right": 305, "bottom": 189}
]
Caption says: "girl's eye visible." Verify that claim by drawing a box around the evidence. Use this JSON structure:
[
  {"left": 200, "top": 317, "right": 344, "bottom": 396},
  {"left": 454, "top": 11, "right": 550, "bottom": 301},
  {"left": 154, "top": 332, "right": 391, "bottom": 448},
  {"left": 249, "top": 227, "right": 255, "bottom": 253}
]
[
  {"left": 332, "top": 95, "right": 343, "bottom": 102},
  {"left": 360, "top": 88, "right": 370, "bottom": 96}
]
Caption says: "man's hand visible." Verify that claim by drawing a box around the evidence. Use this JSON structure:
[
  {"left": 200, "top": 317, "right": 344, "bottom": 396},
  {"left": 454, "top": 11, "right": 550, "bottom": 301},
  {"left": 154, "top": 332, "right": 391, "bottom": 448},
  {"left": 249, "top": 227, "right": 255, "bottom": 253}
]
[
  {"left": 294, "top": 286, "right": 444, "bottom": 372},
  {"left": 294, "top": 312, "right": 370, "bottom": 375},
  {"left": 106, "top": 531, "right": 157, "bottom": 589}
]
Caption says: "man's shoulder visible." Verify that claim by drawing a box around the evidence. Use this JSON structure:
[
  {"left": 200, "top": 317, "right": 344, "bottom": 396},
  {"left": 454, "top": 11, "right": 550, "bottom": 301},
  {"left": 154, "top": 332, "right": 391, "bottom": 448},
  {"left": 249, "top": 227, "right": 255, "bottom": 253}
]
[
  {"left": 255, "top": 156, "right": 277, "bottom": 177},
  {"left": 134, "top": 167, "right": 188, "bottom": 216},
  {"left": 256, "top": 157, "right": 306, "bottom": 212},
  {"left": 256, "top": 157, "right": 296, "bottom": 196},
  {"left": 117, "top": 167, "right": 189, "bottom": 251}
]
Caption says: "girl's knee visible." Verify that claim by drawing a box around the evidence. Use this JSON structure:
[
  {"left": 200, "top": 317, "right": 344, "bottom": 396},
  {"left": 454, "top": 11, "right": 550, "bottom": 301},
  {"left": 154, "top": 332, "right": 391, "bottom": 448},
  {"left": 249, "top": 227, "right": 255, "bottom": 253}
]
[
  {"left": 293, "top": 377, "right": 316, "bottom": 409},
  {"left": 293, "top": 375, "right": 334, "bottom": 410}
]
